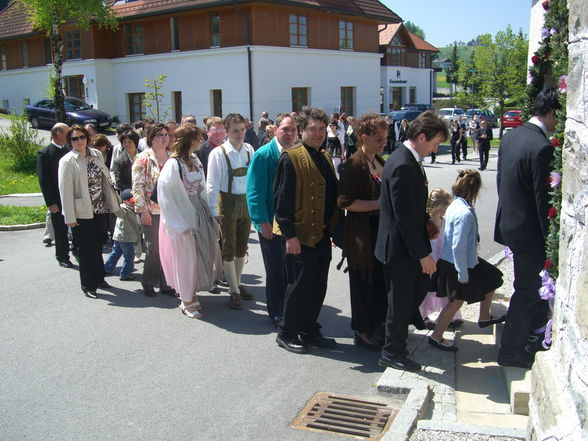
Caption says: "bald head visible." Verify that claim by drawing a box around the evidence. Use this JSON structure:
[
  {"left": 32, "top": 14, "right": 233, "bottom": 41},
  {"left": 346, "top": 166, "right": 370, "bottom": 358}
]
[{"left": 51, "top": 123, "right": 69, "bottom": 146}]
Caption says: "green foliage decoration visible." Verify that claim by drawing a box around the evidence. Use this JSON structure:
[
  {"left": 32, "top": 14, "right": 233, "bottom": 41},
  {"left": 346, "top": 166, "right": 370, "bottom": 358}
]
[{"left": 0, "top": 113, "right": 42, "bottom": 172}]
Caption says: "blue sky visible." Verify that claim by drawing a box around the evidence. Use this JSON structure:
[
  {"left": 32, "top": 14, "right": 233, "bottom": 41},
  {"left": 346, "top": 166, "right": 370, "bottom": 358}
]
[{"left": 380, "top": 0, "right": 531, "bottom": 47}]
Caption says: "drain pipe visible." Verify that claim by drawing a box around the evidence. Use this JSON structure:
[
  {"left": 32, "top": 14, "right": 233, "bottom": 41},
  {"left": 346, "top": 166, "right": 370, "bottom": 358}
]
[{"left": 233, "top": 0, "right": 253, "bottom": 121}]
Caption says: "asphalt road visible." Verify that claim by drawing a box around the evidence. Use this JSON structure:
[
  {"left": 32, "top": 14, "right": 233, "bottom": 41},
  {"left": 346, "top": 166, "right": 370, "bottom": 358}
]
[{"left": 0, "top": 119, "right": 503, "bottom": 441}]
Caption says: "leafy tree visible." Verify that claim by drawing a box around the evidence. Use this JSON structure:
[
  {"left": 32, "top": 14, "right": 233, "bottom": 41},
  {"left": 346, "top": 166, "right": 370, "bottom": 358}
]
[
  {"left": 404, "top": 20, "right": 425, "bottom": 40},
  {"left": 472, "top": 26, "right": 528, "bottom": 137},
  {"left": 458, "top": 51, "right": 484, "bottom": 109},
  {"left": 17, "top": 0, "right": 118, "bottom": 123},
  {"left": 144, "top": 74, "right": 172, "bottom": 123}
]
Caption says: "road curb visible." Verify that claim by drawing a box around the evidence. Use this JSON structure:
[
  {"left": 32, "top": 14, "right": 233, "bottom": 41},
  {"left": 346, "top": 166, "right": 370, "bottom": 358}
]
[
  {"left": 0, "top": 222, "right": 45, "bottom": 231},
  {"left": 0, "top": 193, "right": 43, "bottom": 198},
  {"left": 416, "top": 420, "right": 526, "bottom": 439}
]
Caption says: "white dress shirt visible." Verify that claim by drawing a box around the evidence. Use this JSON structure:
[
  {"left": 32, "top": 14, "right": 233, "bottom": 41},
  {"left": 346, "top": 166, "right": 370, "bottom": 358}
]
[{"left": 206, "top": 140, "right": 255, "bottom": 216}]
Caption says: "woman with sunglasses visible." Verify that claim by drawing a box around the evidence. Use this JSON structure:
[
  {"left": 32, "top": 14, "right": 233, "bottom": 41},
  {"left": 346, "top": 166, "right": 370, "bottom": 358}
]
[
  {"left": 58, "top": 125, "right": 121, "bottom": 298},
  {"left": 131, "top": 123, "right": 175, "bottom": 297}
]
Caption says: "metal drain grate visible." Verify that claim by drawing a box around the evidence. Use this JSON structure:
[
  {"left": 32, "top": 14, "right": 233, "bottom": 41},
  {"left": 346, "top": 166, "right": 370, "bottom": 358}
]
[{"left": 292, "top": 392, "right": 397, "bottom": 440}]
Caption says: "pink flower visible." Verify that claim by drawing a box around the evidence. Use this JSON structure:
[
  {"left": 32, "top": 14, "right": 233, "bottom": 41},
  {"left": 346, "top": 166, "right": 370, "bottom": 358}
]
[
  {"left": 559, "top": 75, "right": 568, "bottom": 93},
  {"left": 549, "top": 172, "right": 561, "bottom": 188}
]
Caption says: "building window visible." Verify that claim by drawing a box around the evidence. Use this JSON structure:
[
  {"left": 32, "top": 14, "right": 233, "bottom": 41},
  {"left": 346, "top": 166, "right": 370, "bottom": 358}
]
[
  {"left": 387, "top": 47, "right": 405, "bottom": 66},
  {"left": 409, "top": 87, "right": 417, "bottom": 104},
  {"left": 64, "top": 30, "right": 81, "bottom": 59},
  {"left": 292, "top": 87, "right": 308, "bottom": 112},
  {"left": 340, "top": 87, "right": 355, "bottom": 116},
  {"left": 418, "top": 52, "right": 427, "bottom": 68},
  {"left": 211, "top": 89, "right": 222, "bottom": 117},
  {"left": 125, "top": 24, "right": 144, "bottom": 55},
  {"left": 391, "top": 35, "right": 403, "bottom": 46},
  {"left": 64, "top": 75, "right": 85, "bottom": 101},
  {"left": 128, "top": 93, "right": 145, "bottom": 122},
  {"left": 289, "top": 15, "right": 308, "bottom": 46},
  {"left": 390, "top": 87, "right": 402, "bottom": 111},
  {"left": 170, "top": 17, "right": 180, "bottom": 51},
  {"left": 22, "top": 42, "right": 29, "bottom": 68},
  {"left": 339, "top": 20, "right": 353, "bottom": 50},
  {"left": 210, "top": 14, "right": 220, "bottom": 47},
  {"left": 173, "top": 91, "right": 182, "bottom": 122},
  {"left": 0, "top": 46, "right": 6, "bottom": 70}
]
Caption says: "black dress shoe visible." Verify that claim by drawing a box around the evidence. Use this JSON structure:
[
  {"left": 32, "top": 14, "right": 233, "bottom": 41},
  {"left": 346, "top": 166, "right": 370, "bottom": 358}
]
[
  {"left": 428, "top": 336, "right": 458, "bottom": 352},
  {"left": 43, "top": 239, "right": 53, "bottom": 247},
  {"left": 98, "top": 280, "right": 112, "bottom": 289},
  {"left": 354, "top": 333, "right": 382, "bottom": 351},
  {"left": 84, "top": 290, "right": 98, "bottom": 299},
  {"left": 276, "top": 335, "right": 308, "bottom": 354},
  {"left": 58, "top": 259, "right": 74, "bottom": 268},
  {"left": 120, "top": 275, "right": 136, "bottom": 281},
  {"left": 216, "top": 278, "right": 229, "bottom": 288},
  {"left": 378, "top": 355, "right": 422, "bottom": 372},
  {"left": 160, "top": 288, "right": 177, "bottom": 297},
  {"left": 300, "top": 333, "right": 337, "bottom": 349},
  {"left": 208, "top": 286, "right": 221, "bottom": 294},
  {"left": 478, "top": 314, "right": 507, "bottom": 328},
  {"left": 497, "top": 351, "right": 534, "bottom": 369},
  {"left": 143, "top": 285, "right": 156, "bottom": 297}
]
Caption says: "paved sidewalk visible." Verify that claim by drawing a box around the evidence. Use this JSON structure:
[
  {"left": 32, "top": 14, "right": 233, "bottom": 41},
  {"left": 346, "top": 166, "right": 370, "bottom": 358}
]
[{"left": 0, "top": 193, "right": 45, "bottom": 207}]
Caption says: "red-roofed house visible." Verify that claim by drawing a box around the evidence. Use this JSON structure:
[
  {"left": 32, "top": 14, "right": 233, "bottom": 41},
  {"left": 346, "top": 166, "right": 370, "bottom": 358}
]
[
  {"left": 378, "top": 23, "right": 438, "bottom": 112},
  {"left": 0, "top": 0, "right": 402, "bottom": 121}
]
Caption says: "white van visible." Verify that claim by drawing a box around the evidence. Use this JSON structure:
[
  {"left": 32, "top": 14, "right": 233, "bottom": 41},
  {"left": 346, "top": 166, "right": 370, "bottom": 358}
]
[{"left": 439, "top": 108, "right": 465, "bottom": 121}]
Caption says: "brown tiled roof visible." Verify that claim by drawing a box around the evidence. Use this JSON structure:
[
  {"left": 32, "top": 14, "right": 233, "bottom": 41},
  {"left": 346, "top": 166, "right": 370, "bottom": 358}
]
[
  {"left": 1, "top": 0, "right": 400, "bottom": 40},
  {"left": 378, "top": 23, "right": 438, "bottom": 52}
]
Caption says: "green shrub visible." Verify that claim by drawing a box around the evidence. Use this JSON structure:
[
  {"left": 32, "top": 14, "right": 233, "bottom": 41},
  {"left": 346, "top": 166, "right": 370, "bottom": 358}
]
[{"left": 0, "top": 113, "right": 42, "bottom": 173}]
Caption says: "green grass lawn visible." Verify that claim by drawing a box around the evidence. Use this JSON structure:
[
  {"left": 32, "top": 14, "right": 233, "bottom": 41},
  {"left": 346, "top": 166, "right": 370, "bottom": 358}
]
[
  {"left": 0, "top": 158, "right": 40, "bottom": 195},
  {"left": 0, "top": 205, "right": 46, "bottom": 225}
]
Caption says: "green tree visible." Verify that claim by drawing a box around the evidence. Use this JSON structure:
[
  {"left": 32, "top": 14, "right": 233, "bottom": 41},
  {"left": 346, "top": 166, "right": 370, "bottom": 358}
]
[
  {"left": 17, "top": 0, "right": 118, "bottom": 123},
  {"left": 144, "top": 74, "right": 172, "bottom": 123},
  {"left": 404, "top": 20, "right": 425, "bottom": 40},
  {"left": 445, "top": 43, "right": 460, "bottom": 103},
  {"left": 472, "top": 26, "right": 528, "bottom": 137},
  {"left": 458, "top": 51, "right": 484, "bottom": 109}
]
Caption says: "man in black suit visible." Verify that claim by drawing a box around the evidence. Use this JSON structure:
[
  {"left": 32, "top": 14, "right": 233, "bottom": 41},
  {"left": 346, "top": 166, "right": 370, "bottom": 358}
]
[
  {"left": 37, "top": 122, "right": 72, "bottom": 267},
  {"left": 495, "top": 87, "right": 560, "bottom": 369},
  {"left": 476, "top": 120, "right": 493, "bottom": 170},
  {"left": 196, "top": 116, "right": 225, "bottom": 178},
  {"left": 376, "top": 111, "right": 449, "bottom": 372}
]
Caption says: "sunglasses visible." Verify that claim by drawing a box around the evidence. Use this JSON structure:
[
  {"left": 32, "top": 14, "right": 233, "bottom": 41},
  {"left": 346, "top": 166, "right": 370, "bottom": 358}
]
[
  {"left": 70, "top": 135, "right": 87, "bottom": 142},
  {"left": 155, "top": 133, "right": 170, "bottom": 138}
]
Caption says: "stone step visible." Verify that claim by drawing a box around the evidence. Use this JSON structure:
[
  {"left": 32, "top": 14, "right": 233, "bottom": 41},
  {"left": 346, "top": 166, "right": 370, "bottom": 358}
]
[{"left": 493, "top": 323, "right": 531, "bottom": 416}]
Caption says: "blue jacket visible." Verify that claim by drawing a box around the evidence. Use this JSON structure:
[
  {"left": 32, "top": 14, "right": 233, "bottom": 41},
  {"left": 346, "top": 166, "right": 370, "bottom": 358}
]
[
  {"left": 440, "top": 197, "right": 479, "bottom": 283},
  {"left": 246, "top": 138, "right": 281, "bottom": 232}
]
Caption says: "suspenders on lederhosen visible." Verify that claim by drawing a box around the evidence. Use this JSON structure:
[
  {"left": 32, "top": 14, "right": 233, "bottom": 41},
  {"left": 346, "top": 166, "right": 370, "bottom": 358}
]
[{"left": 218, "top": 145, "right": 251, "bottom": 220}]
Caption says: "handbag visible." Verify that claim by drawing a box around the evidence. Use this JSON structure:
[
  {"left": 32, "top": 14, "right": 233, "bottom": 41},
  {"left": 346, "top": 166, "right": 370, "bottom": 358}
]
[{"left": 150, "top": 157, "right": 183, "bottom": 204}]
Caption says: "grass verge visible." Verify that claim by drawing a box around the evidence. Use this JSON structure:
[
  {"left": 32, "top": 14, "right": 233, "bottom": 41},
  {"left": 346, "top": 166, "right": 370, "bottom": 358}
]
[
  {"left": 0, "top": 157, "right": 40, "bottom": 195},
  {"left": 0, "top": 205, "right": 46, "bottom": 225}
]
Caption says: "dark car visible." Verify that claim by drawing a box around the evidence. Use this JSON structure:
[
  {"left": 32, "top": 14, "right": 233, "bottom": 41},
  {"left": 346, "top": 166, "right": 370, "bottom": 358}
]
[
  {"left": 25, "top": 97, "right": 112, "bottom": 130},
  {"left": 401, "top": 104, "right": 434, "bottom": 112},
  {"left": 388, "top": 110, "right": 422, "bottom": 122},
  {"left": 465, "top": 108, "right": 498, "bottom": 128},
  {"left": 501, "top": 110, "right": 524, "bottom": 128}
]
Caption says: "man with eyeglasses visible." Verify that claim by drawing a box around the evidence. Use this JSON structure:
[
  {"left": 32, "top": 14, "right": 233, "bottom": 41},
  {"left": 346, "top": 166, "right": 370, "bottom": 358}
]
[
  {"left": 196, "top": 116, "right": 226, "bottom": 178},
  {"left": 246, "top": 113, "right": 298, "bottom": 327}
]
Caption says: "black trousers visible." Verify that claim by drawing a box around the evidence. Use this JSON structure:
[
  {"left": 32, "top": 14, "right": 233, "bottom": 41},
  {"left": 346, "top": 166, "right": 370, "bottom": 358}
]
[
  {"left": 381, "top": 259, "right": 428, "bottom": 357},
  {"left": 460, "top": 137, "right": 468, "bottom": 160},
  {"left": 279, "top": 235, "right": 331, "bottom": 338},
  {"left": 450, "top": 139, "right": 461, "bottom": 163},
  {"left": 259, "top": 233, "right": 286, "bottom": 320},
  {"left": 51, "top": 210, "right": 70, "bottom": 262},
  {"left": 500, "top": 247, "right": 548, "bottom": 357},
  {"left": 479, "top": 145, "right": 490, "bottom": 170},
  {"left": 71, "top": 214, "right": 107, "bottom": 292}
]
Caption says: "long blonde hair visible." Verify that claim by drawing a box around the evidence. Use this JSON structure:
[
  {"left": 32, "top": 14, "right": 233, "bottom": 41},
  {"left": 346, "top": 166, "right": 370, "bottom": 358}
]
[{"left": 427, "top": 188, "right": 452, "bottom": 220}]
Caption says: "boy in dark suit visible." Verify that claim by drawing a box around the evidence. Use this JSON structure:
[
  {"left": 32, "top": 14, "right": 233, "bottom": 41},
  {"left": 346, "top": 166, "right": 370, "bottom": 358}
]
[
  {"left": 376, "top": 111, "right": 449, "bottom": 372},
  {"left": 495, "top": 87, "right": 561, "bottom": 369},
  {"left": 37, "top": 122, "right": 72, "bottom": 267}
]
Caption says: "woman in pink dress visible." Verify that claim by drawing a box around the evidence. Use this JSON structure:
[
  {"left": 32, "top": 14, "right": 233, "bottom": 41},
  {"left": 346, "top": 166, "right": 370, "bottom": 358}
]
[{"left": 158, "top": 124, "right": 222, "bottom": 319}]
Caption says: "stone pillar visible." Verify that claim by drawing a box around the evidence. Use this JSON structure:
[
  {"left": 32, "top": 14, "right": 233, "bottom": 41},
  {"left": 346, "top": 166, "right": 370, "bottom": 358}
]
[{"left": 528, "top": 2, "right": 588, "bottom": 440}]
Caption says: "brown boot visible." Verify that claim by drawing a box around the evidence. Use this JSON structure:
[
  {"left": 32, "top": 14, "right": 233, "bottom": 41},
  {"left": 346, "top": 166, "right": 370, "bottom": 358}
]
[
  {"left": 229, "top": 292, "right": 243, "bottom": 310},
  {"left": 239, "top": 284, "right": 254, "bottom": 300}
]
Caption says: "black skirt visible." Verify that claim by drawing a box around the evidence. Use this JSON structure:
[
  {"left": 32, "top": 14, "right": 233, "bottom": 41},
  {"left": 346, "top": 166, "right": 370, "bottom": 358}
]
[{"left": 435, "top": 258, "right": 503, "bottom": 304}]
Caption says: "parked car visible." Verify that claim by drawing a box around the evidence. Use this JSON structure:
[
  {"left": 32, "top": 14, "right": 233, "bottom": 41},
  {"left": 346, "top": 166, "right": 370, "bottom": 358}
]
[
  {"left": 501, "top": 110, "right": 524, "bottom": 128},
  {"left": 465, "top": 108, "right": 498, "bottom": 128},
  {"left": 388, "top": 110, "right": 422, "bottom": 122},
  {"left": 401, "top": 103, "right": 434, "bottom": 112},
  {"left": 439, "top": 107, "right": 465, "bottom": 121},
  {"left": 25, "top": 97, "right": 112, "bottom": 130}
]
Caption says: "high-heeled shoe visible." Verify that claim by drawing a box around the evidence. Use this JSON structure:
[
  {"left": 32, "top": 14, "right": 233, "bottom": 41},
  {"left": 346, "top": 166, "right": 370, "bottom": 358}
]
[
  {"left": 353, "top": 333, "right": 382, "bottom": 351},
  {"left": 180, "top": 302, "right": 203, "bottom": 319},
  {"left": 478, "top": 314, "right": 507, "bottom": 328}
]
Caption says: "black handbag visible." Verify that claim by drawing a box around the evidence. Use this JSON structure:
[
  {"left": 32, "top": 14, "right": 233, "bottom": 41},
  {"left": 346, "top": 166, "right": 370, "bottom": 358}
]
[{"left": 149, "top": 158, "right": 183, "bottom": 204}]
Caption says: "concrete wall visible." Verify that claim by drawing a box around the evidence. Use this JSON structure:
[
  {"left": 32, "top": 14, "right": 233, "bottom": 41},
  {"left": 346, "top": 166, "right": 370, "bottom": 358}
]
[{"left": 529, "top": 2, "right": 588, "bottom": 440}]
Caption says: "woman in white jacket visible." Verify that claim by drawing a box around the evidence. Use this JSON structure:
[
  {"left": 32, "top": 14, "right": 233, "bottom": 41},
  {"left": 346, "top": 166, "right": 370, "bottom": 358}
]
[
  {"left": 58, "top": 125, "right": 120, "bottom": 298},
  {"left": 158, "top": 124, "right": 222, "bottom": 318}
]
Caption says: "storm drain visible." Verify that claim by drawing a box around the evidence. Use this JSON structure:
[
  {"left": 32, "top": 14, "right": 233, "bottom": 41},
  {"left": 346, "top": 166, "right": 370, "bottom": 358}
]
[{"left": 291, "top": 392, "right": 397, "bottom": 440}]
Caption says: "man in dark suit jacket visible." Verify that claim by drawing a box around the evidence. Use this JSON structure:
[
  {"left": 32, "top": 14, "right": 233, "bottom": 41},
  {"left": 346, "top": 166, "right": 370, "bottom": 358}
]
[
  {"left": 196, "top": 116, "right": 225, "bottom": 178},
  {"left": 376, "top": 111, "right": 449, "bottom": 372},
  {"left": 37, "top": 122, "right": 72, "bottom": 267},
  {"left": 476, "top": 120, "right": 493, "bottom": 170},
  {"left": 494, "top": 87, "right": 560, "bottom": 369}
]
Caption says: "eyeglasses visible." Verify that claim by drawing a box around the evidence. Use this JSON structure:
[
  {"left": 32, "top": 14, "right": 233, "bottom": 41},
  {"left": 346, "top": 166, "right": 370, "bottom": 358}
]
[
  {"left": 155, "top": 133, "right": 170, "bottom": 138},
  {"left": 70, "top": 135, "right": 87, "bottom": 142},
  {"left": 209, "top": 128, "right": 226, "bottom": 134}
]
